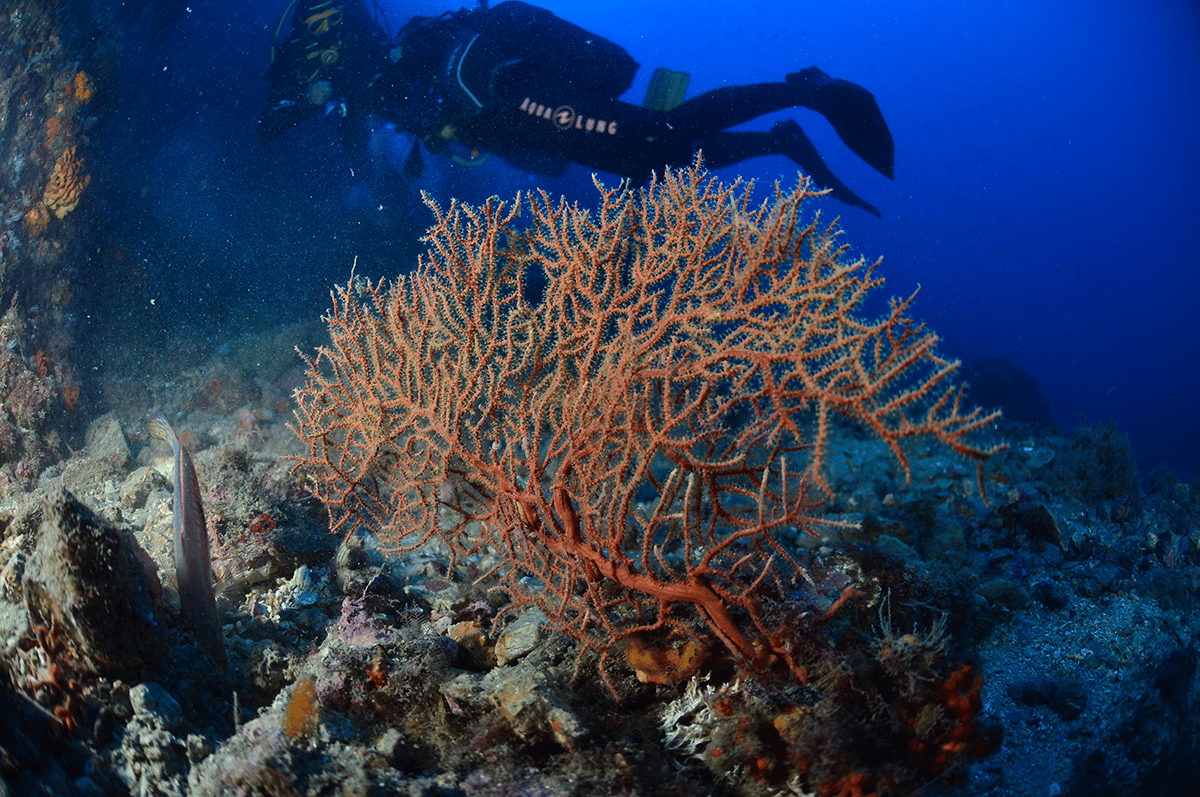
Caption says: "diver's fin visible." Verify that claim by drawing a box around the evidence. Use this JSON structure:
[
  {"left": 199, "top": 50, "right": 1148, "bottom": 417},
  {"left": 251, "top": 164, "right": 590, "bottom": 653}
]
[
  {"left": 787, "top": 67, "right": 894, "bottom": 179},
  {"left": 644, "top": 68, "right": 691, "bottom": 111},
  {"left": 772, "top": 119, "right": 881, "bottom": 217}
]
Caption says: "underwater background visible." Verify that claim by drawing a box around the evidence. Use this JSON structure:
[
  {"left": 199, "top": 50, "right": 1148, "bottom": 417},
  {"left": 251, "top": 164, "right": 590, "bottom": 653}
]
[
  {"left": 1, "top": 2, "right": 1199, "bottom": 796},
  {"left": 99, "top": 0, "right": 1200, "bottom": 482}
]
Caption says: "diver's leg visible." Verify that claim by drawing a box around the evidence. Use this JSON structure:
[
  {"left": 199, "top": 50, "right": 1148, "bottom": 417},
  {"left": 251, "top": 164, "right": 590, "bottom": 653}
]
[
  {"left": 667, "top": 83, "right": 805, "bottom": 131},
  {"left": 668, "top": 73, "right": 894, "bottom": 179},
  {"left": 701, "top": 122, "right": 881, "bottom": 217},
  {"left": 467, "top": 72, "right": 891, "bottom": 187}
]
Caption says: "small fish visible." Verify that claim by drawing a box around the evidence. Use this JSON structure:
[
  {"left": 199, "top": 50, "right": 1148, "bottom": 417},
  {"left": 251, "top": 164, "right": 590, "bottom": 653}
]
[{"left": 150, "top": 413, "right": 227, "bottom": 668}]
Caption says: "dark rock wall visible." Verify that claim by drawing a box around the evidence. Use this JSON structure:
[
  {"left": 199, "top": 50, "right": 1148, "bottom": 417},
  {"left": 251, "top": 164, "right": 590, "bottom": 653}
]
[{"left": 0, "top": 0, "right": 115, "bottom": 494}]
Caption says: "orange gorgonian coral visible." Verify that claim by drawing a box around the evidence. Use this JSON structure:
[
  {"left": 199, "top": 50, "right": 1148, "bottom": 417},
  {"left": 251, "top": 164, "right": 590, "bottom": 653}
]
[{"left": 291, "top": 158, "right": 1003, "bottom": 688}]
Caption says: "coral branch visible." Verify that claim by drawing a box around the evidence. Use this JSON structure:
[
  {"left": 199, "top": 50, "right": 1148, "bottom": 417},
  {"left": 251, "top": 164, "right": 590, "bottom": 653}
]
[{"left": 291, "top": 157, "right": 1003, "bottom": 691}]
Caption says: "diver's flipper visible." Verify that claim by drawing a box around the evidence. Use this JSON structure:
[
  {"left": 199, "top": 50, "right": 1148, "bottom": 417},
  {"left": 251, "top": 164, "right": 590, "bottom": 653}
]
[
  {"left": 772, "top": 120, "right": 881, "bottom": 217},
  {"left": 787, "top": 67, "right": 894, "bottom": 179}
]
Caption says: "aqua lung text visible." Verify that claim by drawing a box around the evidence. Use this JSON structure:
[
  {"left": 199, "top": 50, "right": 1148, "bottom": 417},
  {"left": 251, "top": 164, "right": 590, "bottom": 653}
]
[{"left": 519, "top": 97, "right": 619, "bottom": 135}]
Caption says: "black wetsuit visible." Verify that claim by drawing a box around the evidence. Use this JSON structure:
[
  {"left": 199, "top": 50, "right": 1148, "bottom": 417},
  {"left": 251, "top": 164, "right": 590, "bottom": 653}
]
[{"left": 263, "top": 1, "right": 895, "bottom": 216}]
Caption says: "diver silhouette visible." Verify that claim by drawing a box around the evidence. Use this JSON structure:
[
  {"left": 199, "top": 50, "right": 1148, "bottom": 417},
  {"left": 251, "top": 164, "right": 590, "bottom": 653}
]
[{"left": 261, "top": 0, "right": 895, "bottom": 216}]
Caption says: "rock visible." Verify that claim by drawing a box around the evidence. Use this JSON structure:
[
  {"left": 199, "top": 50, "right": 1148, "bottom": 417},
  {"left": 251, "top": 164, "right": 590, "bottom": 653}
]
[
  {"left": 245, "top": 639, "right": 295, "bottom": 700},
  {"left": 1141, "top": 568, "right": 1190, "bottom": 610},
  {"left": 978, "top": 578, "right": 1030, "bottom": 611},
  {"left": 186, "top": 733, "right": 214, "bottom": 765},
  {"left": 445, "top": 659, "right": 588, "bottom": 748},
  {"left": 130, "top": 682, "right": 182, "bottom": 730},
  {"left": 85, "top": 415, "right": 131, "bottom": 469},
  {"left": 1020, "top": 503, "right": 1065, "bottom": 547},
  {"left": 333, "top": 530, "right": 387, "bottom": 597},
  {"left": 0, "top": 549, "right": 25, "bottom": 602},
  {"left": 447, "top": 620, "right": 493, "bottom": 669},
  {"left": 1007, "top": 677, "right": 1088, "bottom": 720},
  {"left": 493, "top": 610, "right": 545, "bottom": 666},
  {"left": 928, "top": 508, "right": 968, "bottom": 569},
  {"left": 120, "top": 466, "right": 167, "bottom": 509},
  {"left": 1030, "top": 579, "right": 1070, "bottom": 610},
  {"left": 374, "top": 727, "right": 404, "bottom": 761},
  {"left": 0, "top": 600, "right": 28, "bottom": 653},
  {"left": 0, "top": 685, "right": 87, "bottom": 797},
  {"left": 109, "top": 684, "right": 189, "bottom": 794},
  {"left": 487, "top": 664, "right": 588, "bottom": 747},
  {"left": 112, "top": 716, "right": 187, "bottom": 794},
  {"left": 874, "top": 534, "right": 920, "bottom": 566},
  {"left": 21, "top": 486, "right": 166, "bottom": 677}
]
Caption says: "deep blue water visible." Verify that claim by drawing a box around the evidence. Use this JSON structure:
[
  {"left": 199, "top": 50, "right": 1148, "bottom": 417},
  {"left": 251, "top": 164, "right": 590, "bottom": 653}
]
[{"left": 103, "top": 0, "right": 1200, "bottom": 480}]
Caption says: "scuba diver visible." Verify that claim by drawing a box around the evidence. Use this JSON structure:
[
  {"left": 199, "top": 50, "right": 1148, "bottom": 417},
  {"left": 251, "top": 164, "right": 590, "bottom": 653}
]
[{"left": 261, "top": 0, "right": 895, "bottom": 216}]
